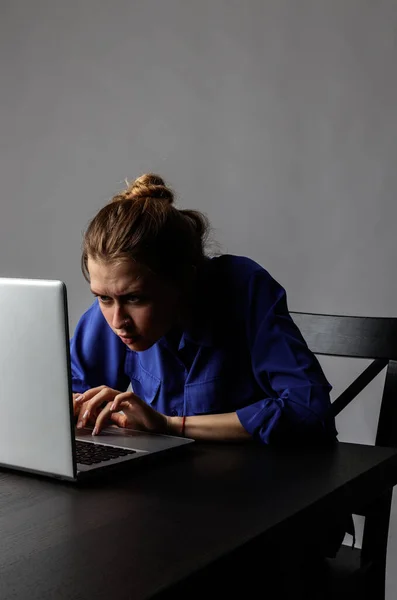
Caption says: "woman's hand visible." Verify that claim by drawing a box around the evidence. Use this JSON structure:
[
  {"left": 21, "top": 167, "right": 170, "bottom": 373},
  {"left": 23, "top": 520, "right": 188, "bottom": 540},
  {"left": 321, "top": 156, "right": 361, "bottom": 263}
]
[
  {"left": 73, "top": 393, "right": 101, "bottom": 426},
  {"left": 73, "top": 386, "right": 168, "bottom": 436}
]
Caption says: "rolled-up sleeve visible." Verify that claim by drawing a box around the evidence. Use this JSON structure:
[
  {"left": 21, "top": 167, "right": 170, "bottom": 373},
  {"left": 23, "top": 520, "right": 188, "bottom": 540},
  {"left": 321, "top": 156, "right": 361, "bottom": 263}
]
[
  {"left": 236, "top": 270, "right": 336, "bottom": 444},
  {"left": 70, "top": 302, "right": 130, "bottom": 393}
]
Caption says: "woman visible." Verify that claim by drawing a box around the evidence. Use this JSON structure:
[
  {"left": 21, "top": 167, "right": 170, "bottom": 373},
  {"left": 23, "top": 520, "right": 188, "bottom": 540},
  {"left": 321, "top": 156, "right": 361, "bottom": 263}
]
[{"left": 71, "top": 173, "right": 336, "bottom": 444}]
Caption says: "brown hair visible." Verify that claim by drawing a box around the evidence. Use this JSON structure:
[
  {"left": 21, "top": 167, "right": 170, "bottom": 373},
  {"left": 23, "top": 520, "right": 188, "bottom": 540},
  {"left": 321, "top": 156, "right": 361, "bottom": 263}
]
[{"left": 81, "top": 173, "right": 210, "bottom": 282}]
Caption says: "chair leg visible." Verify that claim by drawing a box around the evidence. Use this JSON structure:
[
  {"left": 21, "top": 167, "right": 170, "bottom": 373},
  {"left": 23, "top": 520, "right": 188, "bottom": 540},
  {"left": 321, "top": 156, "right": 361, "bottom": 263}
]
[{"left": 361, "top": 489, "right": 393, "bottom": 600}]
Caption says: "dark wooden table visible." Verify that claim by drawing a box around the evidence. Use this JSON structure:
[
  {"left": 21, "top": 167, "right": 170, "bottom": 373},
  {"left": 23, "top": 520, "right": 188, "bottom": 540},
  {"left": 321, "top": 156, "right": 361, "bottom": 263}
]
[{"left": 0, "top": 441, "right": 397, "bottom": 599}]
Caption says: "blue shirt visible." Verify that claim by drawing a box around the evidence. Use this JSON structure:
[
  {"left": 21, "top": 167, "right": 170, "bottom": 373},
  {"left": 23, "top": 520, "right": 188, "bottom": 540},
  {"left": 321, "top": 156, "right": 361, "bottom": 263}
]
[{"left": 70, "top": 255, "right": 336, "bottom": 444}]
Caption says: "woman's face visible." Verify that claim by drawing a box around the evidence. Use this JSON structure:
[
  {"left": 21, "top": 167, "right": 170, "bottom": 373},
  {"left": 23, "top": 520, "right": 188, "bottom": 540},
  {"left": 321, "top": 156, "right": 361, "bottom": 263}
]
[{"left": 87, "top": 257, "right": 183, "bottom": 352}]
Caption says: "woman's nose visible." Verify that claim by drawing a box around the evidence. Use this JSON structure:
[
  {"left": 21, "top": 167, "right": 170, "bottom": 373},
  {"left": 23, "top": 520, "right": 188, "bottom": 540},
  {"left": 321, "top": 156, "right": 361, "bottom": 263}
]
[{"left": 112, "top": 306, "right": 129, "bottom": 330}]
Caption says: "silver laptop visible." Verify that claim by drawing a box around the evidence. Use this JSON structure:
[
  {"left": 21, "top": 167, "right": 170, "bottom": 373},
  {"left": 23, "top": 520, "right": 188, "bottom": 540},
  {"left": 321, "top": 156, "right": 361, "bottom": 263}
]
[{"left": 0, "top": 277, "right": 193, "bottom": 481}]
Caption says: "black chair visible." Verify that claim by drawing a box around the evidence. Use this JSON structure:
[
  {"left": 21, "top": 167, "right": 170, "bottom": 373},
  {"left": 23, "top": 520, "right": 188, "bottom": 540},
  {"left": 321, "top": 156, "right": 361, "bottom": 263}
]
[{"left": 290, "top": 312, "right": 397, "bottom": 600}]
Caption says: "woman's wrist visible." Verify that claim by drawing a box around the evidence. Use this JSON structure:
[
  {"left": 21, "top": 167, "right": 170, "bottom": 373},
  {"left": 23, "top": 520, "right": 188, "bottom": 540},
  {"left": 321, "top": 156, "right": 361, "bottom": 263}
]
[{"left": 166, "top": 415, "right": 185, "bottom": 437}]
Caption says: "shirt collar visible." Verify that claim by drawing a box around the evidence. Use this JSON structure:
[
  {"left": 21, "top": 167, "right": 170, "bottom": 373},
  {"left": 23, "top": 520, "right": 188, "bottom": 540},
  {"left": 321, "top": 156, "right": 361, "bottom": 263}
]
[
  {"left": 159, "top": 313, "right": 214, "bottom": 353},
  {"left": 181, "top": 321, "right": 213, "bottom": 348}
]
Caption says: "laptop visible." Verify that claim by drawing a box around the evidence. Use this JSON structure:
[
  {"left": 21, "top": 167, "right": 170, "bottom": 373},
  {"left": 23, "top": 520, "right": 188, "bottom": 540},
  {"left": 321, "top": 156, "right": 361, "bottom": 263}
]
[{"left": 0, "top": 277, "right": 193, "bottom": 481}]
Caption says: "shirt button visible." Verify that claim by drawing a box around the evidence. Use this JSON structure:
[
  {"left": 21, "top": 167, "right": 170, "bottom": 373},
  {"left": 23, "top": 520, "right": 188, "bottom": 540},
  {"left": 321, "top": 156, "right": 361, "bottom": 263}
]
[{"left": 171, "top": 409, "right": 178, "bottom": 417}]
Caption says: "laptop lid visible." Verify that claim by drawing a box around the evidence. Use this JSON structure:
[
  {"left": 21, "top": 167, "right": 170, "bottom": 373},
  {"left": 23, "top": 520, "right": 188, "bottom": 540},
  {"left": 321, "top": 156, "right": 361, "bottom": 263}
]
[
  {"left": 0, "top": 278, "right": 76, "bottom": 479},
  {"left": 0, "top": 277, "right": 194, "bottom": 481}
]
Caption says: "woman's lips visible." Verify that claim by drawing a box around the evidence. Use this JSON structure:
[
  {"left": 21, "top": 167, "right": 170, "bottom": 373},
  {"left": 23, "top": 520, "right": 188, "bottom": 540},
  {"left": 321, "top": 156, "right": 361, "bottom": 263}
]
[{"left": 119, "top": 334, "right": 140, "bottom": 344}]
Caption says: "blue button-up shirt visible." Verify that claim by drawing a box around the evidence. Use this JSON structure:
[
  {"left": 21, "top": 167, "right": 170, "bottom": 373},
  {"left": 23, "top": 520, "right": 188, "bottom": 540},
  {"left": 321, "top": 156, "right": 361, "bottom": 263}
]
[{"left": 70, "top": 255, "right": 336, "bottom": 444}]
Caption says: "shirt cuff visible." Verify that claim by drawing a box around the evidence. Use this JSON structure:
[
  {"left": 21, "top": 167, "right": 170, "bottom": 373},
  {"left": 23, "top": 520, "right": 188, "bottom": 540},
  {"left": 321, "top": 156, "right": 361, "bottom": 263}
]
[{"left": 236, "top": 398, "right": 284, "bottom": 444}]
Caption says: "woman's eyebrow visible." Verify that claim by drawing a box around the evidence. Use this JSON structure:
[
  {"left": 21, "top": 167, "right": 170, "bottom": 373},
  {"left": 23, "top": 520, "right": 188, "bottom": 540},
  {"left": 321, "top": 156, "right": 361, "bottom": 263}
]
[{"left": 90, "top": 287, "right": 144, "bottom": 297}]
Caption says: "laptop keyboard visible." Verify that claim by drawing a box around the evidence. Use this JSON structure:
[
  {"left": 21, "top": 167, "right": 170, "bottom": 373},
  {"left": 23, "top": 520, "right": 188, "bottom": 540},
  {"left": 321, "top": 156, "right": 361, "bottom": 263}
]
[{"left": 76, "top": 440, "right": 136, "bottom": 465}]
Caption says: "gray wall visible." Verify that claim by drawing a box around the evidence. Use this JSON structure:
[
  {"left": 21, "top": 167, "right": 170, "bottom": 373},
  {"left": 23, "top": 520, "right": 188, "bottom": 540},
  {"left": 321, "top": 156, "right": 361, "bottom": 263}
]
[{"left": 1, "top": 0, "right": 397, "bottom": 595}]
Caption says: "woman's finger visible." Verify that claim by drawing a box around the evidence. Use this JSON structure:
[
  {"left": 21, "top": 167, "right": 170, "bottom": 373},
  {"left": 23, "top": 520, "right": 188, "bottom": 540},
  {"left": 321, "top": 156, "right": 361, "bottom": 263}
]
[
  {"left": 76, "top": 401, "right": 100, "bottom": 428},
  {"left": 77, "top": 388, "right": 116, "bottom": 428},
  {"left": 109, "top": 411, "right": 128, "bottom": 429},
  {"left": 73, "top": 393, "right": 85, "bottom": 416},
  {"left": 93, "top": 394, "right": 133, "bottom": 434},
  {"left": 84, "top": 385, "right": 108, "bottom": 397},
  {"left": 73, "top": 386, "right": 108, "bottom": 415},
  {"left": 92, "top": 403, "right": 111, "bottom": 436},
  {"left": 108, "top": 391, "right": 136, "bottom": 413},
  {"left": 92, "top": 401, "right": 128, "bottom": 435},
  {"left": 76, "top": 403, "right": 87, "bottom": 428}
]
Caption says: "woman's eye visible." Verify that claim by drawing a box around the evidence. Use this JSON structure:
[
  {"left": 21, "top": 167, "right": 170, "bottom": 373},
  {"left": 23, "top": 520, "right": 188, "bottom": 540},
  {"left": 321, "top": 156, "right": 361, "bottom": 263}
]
[
  {"left": 95, "top": 295, "right": 145, "bottom": 305},
  {"left": 126, "top": 295, "right": 142, "bottom": 304}
]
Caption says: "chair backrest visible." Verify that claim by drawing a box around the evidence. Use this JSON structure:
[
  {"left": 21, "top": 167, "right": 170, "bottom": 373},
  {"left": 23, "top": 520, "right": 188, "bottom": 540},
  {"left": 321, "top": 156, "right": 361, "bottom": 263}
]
[
  {"left": 290, "top": 312, "right": 397, "bottom": 448},
  {"left": 290, "top": 312, "right": 397, "bottom": 592}
]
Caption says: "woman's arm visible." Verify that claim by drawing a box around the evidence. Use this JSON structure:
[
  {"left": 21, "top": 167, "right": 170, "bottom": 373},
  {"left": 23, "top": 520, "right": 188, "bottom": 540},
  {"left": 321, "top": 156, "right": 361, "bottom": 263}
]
[
  {"left": 74, "top": 387, "right": 252, "bottom": 440},
  {"left": 235, "top": 268, "right": 336, "bottom": 444},
  {"left": 166, "top": 412, "right": 252, "bottom": 441}
]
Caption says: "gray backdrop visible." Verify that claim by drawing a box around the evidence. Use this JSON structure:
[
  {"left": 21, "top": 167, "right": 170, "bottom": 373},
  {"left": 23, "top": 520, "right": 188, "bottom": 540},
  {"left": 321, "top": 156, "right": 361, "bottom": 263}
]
[{"left": 1, "top": 0, "right": 397, "bottom": 595}]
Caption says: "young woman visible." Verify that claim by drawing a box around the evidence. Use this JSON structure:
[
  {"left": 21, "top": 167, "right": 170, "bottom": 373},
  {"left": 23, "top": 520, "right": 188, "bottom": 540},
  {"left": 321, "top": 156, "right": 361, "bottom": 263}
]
[{"left": 71, "top": 173, "right": 336, "bottom": 444}]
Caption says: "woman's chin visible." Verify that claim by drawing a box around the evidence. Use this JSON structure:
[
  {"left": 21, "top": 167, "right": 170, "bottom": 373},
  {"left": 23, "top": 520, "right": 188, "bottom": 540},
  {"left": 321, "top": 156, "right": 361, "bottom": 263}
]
[{"left": 125, "top": 338, "right": 155, "bottom": 352}]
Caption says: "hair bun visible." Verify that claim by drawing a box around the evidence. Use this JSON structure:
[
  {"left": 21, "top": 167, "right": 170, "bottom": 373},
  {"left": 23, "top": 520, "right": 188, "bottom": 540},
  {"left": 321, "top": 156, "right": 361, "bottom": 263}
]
[{"left": 119, "top": 173, "right": 174, "bottom": 205}]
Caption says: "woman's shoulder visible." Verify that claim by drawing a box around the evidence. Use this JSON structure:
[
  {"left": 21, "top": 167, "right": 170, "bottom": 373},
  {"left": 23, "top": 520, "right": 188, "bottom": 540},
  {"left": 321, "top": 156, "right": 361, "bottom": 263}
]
[
  {"left": 201, "top": 255, "right": 284, "bottom": 316},
  {"left": 199, "top": 255, "right": 285, "bottom": 337},
  {"left": 206, "top": 254, "right": 274, "bottom": 287}
]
